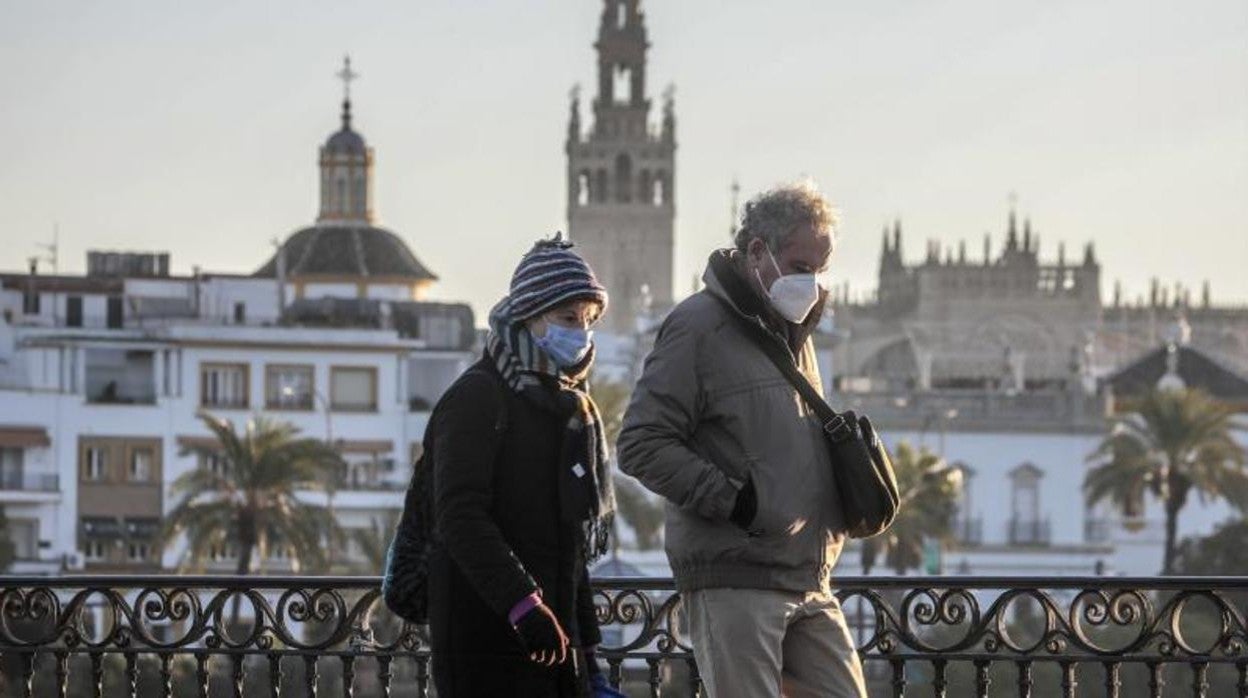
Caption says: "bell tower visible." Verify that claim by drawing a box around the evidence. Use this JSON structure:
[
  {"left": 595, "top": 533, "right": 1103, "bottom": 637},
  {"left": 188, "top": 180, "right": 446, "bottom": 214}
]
[
  {"left": 567, "top": 0, "right": 675, "bottom": 331},
  {"left": 318, "top": 56, "right": 375, "bottom": 225}
]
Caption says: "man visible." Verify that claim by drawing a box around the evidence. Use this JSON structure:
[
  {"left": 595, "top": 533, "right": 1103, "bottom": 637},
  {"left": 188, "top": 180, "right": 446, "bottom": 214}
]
[{"left": 617, "top": 182, "right": 867, "bottom": 697}]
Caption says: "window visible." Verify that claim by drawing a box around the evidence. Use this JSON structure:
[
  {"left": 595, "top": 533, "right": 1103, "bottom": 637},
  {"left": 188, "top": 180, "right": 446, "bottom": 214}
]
[
  {"left": 0, "top": 447, "right": 24, "bottom": 489},
  {"left": 330, "top": 367, "right": 377, "bottom": 411},
  {"left": 1008, "top": 463, "right": 1048, "bottom": 545},
  {"left": 66, "top": 296, "right": 83, "bottom": 327},
  {"left": 201, "top": 452, "right": 229, "bottom": 477},
  {"left": 85, "top": 349, "right": 156, "bottom": 404},
  {"left": 82, "top": 447, "right": 107, "bottom": 482},
  {"left": 266, "top": 364, "right": 315, "bottom": 410},
  {"left": 83, "top": 540, "right": 107, "bottom": 562},
  {"left": 127, "top": 542, "right": 150, "bottom": 563},
  {"left": 614, "top": 154, "right": 633, "bottom": 202},
  {"left": 22, "top": 287, "right": 40, "bottom": 315},
  {"left": 1010, "top": 464, "right": 1042, "bottom": 522},
  {"left": 10, "top": 519, "right": 37, "bottom": 559},
  {"left": 129, "top": 448, "right": 153, "bottom": 482},
  {"left": 613, "top": 65, "right": 633, "bottom": 105},
  {"left": 106, "top": 296, "right": 123, "bottom": 329},
  {"left": 200, "top": 363, "right": 249, "bottom": 408},
  {"left": 233, "top": 302, "right": 246, "bottom": 325}
]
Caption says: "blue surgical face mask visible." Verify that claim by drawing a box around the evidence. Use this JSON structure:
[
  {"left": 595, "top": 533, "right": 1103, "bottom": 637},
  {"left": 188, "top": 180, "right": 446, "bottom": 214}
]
[{"left": 535, "top": 322, "right": 594, "bottom": 367}]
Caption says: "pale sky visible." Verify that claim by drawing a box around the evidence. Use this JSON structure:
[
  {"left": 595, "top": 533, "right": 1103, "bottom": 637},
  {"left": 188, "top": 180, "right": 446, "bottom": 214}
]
[{"left": 1, "top": 0, "right": 1245, "bottom": 321}]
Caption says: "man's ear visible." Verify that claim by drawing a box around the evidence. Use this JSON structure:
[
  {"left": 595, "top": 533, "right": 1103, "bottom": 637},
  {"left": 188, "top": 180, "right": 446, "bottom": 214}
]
[{"left": 745, "top": 236, "right": 764, "bottom": 262}]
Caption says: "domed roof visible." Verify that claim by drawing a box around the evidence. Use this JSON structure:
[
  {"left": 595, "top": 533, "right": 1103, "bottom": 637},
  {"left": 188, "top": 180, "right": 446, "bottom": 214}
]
[
  {"left": 323, "top": 100, "right": 367, "bottom": 156},
  {"left": 255, "top": 224, "right": 437, "bottom": 282},
  {"left": 326, "top": 127, "right": 366, "bottom": 155}
]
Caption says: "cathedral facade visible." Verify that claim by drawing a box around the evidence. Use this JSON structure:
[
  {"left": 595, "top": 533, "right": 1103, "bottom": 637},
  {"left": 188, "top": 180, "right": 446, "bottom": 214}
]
[
  {"left": 566, "top": 0, "right": 676, "bottom": 332},
  {"left": 829, "top": 211, "right": 1248, "bottom": 394}
]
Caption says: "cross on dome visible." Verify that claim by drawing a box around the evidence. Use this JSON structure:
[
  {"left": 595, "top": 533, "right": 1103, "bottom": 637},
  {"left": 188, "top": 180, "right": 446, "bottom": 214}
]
[{"left": 337, "top": 55, "right": 359, "bottom": 102}]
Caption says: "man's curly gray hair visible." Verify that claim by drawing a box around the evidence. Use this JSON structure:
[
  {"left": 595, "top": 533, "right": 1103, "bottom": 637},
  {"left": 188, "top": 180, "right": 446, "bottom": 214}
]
[{"left": 733, "top": 180, "right": 839, "bottom": 253}]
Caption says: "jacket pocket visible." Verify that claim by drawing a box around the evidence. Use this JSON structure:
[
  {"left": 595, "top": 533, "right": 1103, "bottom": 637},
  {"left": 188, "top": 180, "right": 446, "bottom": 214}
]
[{"left": 743, "top": 453, "right": 804, "bottom": 538}]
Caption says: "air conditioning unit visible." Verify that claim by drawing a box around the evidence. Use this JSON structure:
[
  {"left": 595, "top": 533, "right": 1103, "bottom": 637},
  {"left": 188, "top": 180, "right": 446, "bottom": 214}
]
[{"left": 64, "top": 551, "right": 85, "bottom": 571}]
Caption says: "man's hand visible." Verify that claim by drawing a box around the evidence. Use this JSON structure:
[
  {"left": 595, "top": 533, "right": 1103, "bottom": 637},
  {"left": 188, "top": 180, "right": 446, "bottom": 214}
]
[
  {"left": 514, "top": 602, "right": 570, "bottom": 667},
  {"left": 729, "top": 477, "right": 758, "bottom": 530}
]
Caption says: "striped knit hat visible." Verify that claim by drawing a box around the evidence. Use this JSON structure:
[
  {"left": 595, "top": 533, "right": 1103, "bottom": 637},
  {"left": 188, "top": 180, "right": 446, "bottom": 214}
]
[{"left": 508, "top": 233, "right": 608, "bottom": 321}]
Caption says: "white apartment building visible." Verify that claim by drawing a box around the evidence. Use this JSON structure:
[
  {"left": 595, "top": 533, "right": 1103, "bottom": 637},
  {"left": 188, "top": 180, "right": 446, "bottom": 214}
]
[{"left": 0, "top": 77, "right": 476, "bottom": 575}]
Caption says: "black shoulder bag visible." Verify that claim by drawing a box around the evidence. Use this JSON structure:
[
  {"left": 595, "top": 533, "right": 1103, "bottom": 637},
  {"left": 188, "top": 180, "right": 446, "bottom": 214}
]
[{"left": 721, "top": 306, "right": 900, "bottom": 539}]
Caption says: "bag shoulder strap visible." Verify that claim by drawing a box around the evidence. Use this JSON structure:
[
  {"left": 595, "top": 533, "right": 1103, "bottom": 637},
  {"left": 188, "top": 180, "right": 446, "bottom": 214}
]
[{"left": 709, "top": 294, "right": 859, "bottom": 442}]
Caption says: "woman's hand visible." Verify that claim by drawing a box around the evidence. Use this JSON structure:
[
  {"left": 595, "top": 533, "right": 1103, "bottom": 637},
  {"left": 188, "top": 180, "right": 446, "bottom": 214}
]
[{"left": 514, "top": 602, "right": 570, "bottom": 666}]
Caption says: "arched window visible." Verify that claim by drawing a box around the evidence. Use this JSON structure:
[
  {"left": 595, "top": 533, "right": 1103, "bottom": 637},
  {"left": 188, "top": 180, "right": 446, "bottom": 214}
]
[
  {"left": 577, "top": 171, "right": 591, "bottom": 206},
  {"left": 616, "top": 1, "right": 626, "bottom": 29},
  {"left": 1008, "top": 463, "right": 1048, "bottom": 545},
  {"left": 614, "top": 154, "right": 632, "bottom": 203},
  {"left": 595, "top": 169, "right": 609, "bottom": 203},
  {"left": 651, "top": 170, "right": 667, "bottom": 205},
  {"left": 613, "top": 65, "right": 633, "bottom": 105},
  {"left": 336, "top": 177, "right": 348, "bottom": 214},
  {"left": 638, "top": 170, "right": 652, "bottom": 204}
]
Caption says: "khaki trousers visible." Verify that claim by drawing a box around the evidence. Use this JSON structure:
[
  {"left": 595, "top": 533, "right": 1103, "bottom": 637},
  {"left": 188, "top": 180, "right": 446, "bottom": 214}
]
[{"left": 683, "top": 587, "right": 867, "bottom": 698}]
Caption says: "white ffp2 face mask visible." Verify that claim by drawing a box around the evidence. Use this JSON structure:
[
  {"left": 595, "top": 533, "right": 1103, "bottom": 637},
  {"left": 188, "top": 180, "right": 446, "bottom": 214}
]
[{"left": 755, "top": 245, "right": 821, "bottom": 323}]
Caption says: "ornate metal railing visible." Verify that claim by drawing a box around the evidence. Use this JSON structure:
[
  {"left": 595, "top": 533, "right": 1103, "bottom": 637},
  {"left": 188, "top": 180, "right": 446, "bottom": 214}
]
[{"left": 1, "top": 575, "right": 1246, "bottom": 697}]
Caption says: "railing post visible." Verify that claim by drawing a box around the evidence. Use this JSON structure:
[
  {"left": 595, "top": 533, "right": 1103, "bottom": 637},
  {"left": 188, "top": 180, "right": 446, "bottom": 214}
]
[
  {"left": 91, "top": 651, "right": 106, "bottom": 698},
  {"left": 1016, "top": 660, "right": 1033, "bottom": 698},
  {"left": 55, "top": 650, "right": 70, "bottom": 698},
  {"left": 1191, "top": 662, "right": 1208, "bottom": 698},
  {"left": 1147, "top": 660, "right": 1165, "bottom": 697},
  {"left": 232, "top": 653, "right": 246, "bottom": 698},
  {"left": 1060, "top": 660, "right": 1078, "bottom": 698},
  {"left": 889, "top": 657, "right": 906, "bottom": 697},
  {"left": 376, "top": 655, "right": 393, "bottom": 698},
  {"left": 974, "top": 659, "right": 991, "bottom": 697},
  {"left": 268, "top": 652, "right": 283, "bottom": 697},
  {"left": 302, "top": 654, "right": 319, "bottom": 697},
  {"left": 341, "top": 654, "right": 356, "bottom": 698},
  {"left": 1103, "top": 660, "right": 1121, "bottom": 698},
  {"left": 932, "top": 658, "right": 948, "bottom": 698}
]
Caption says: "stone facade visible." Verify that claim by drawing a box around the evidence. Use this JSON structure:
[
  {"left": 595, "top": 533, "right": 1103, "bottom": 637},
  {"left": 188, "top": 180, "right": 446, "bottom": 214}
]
[{"left": 829, "top": 211, "right": 1248, "bottom": 392}]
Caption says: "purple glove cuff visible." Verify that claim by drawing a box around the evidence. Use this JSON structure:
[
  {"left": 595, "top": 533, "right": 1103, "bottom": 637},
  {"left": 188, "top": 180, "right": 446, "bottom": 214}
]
[{"left": 508, "top": 591, "right": 543, "bottom": 626}]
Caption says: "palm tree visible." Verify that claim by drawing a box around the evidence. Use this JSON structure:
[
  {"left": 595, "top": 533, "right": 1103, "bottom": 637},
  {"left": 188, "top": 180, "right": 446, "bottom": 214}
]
[
  {"left": 162, "top": 412, "right": 345, "bottom": 575},
  {"left": 1084, "top": 389, "right": 1248, "bottom": 574},
  {"left": 860, "top": 441, "right": 962, "bottom": 575}
]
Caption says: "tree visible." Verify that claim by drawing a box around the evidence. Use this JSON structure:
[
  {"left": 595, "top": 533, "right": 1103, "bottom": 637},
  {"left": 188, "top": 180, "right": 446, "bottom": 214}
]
[
  {"left": 1172, "top": 517, "right": 1248, "bottom": 576},
  {"left": 860, "top": 441, "right": 962, "bottom": 575},
  {"left": 162, "top": 412, "right": 345, "bottom": 575},
  {"left": 1084, "top": 389, "right": 1248, "bottom": 575}
]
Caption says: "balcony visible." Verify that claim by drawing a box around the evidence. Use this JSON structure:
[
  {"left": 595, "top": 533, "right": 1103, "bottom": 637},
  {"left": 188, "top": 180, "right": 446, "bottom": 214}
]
[
  {"left": 1008, "top": 517, "right": 1052, "bottom": 546},
  {"left": 84, "top": 348, "right": 156, "bottom": 405},
  {"left": 0, "top": 470, "right": 58, "bottom": 492},
  {"left": 0, "top": 575, "right": 1244, "bottom": 696}
]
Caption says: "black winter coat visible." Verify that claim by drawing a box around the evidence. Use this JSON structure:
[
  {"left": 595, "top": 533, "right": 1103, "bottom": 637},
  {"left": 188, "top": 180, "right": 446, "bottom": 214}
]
[{"left": 428, "top": 358, "right": 600, "bottom": 697}]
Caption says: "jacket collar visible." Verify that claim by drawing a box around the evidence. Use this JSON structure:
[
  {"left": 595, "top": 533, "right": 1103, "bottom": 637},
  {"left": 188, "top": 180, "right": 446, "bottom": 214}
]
[{"left": 702, "top": 249, "right": 827, "bottom": 351}]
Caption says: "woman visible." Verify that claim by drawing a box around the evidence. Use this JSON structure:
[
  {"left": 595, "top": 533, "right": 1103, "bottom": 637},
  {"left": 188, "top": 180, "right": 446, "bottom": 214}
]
[{"left": 428, "top": 235, "right": 623, "bottom": 697}]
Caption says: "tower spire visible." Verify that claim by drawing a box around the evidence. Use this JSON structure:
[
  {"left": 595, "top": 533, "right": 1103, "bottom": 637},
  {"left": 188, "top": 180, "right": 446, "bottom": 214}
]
[{"left": 336, "top": 55, "right": 359, "bottom": 129}]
